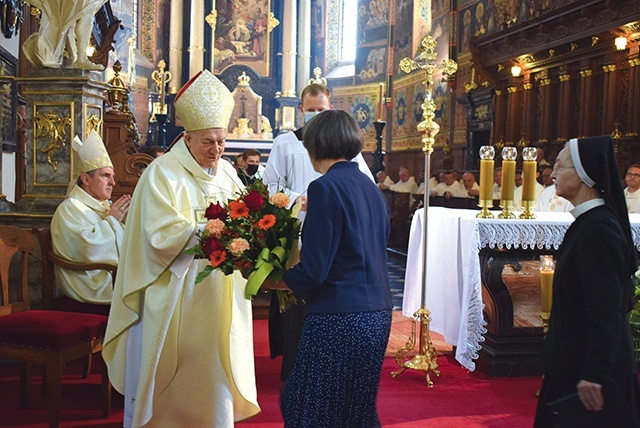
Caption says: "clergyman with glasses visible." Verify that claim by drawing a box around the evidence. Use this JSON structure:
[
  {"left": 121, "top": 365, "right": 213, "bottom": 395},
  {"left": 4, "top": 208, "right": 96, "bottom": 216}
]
[
  {"left": 103, "top": 70, "right": 260, "bottom": 427},
  {"left": 624, "top": 164, "right": 640, "bottom": 213}
]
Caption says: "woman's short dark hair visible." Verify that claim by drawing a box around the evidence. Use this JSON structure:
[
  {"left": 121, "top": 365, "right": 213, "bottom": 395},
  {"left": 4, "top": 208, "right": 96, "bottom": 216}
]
[{"left": 302, "top": 110, "right": 363, "bottom": 161}]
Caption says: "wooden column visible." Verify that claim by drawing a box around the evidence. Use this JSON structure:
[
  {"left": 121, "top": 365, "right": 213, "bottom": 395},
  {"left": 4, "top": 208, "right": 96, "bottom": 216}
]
[
  {"left": 601, "top": 64, "right": 619, "bottom": 134},
  {"left": 506, "top": 86, "right": 521, "bottom": 145},
  {"left": 627, "top": 58, "right": 640, "bottom": 136},
  {"left": 522, "top": 79, "right": 536, "bottom": 143},
  {"left": 493, "top": 89, "right": 507, "bottom": 145},
  {"left": 537, "top": 71, "right": 553, "bottom": 143},
  {"left": 557, "top": 72, "right": 572, "bottom": 141},
  {"left": 578, "top": 69, "right": 595, "bottom": 137}
]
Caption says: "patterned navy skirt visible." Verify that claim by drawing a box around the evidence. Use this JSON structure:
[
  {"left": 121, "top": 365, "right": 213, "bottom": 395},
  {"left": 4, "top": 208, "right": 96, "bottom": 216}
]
[{"left": 280, "top": 309, "right": 392, "bottom": 428}]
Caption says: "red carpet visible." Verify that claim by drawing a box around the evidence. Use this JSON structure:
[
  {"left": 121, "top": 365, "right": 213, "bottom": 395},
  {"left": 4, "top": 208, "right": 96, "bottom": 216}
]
[{"left": 0, "top": 317, "right": 540, "bottom": 427}]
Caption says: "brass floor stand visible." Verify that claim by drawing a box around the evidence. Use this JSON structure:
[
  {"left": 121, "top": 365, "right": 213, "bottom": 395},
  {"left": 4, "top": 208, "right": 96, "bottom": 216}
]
[{"left": 391, "top": 306, "right": 440, "bottom": 387}]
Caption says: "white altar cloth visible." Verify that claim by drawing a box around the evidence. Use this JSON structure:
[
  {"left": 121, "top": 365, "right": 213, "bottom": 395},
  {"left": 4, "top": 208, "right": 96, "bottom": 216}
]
[{"left": 403, "top": 207, "right": 640, "bottom": 371}]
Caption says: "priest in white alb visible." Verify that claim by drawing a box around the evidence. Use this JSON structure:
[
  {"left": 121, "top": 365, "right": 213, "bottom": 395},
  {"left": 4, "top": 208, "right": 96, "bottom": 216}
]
[{"left": 103, "top": 70, "right": 260, "bottom": 428}]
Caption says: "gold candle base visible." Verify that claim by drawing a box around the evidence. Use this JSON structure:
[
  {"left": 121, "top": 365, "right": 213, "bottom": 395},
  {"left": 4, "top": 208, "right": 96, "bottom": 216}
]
[
  {"left": 542, "top": 315, "right": 550, "bottom": 334},
  {"left": 498, "top": 200, "right": 516, "bottom": 219},
  {"left": 391, "top": 307, "right": 440, "bottom": 387},
  {"left": 476, "top": 199, "right": 495, "bottom": 218},
  {"left": 519, "top": 200, "right": 536, "bottom": 219}
]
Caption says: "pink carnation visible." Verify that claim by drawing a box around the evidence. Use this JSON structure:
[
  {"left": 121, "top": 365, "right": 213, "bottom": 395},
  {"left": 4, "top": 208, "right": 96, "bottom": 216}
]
[
  {"left": 227, "top": 238, "right": 250, "bottom": 256},
  {"left": 205, "top": 219, "right": 225, "bottom": 236},
  {"left": 269, "top": 192, "right": 290, "bottom": 208}
]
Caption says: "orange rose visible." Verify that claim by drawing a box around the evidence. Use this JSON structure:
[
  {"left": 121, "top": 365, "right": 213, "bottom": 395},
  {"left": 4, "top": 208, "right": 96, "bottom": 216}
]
[{"left": 257, "top": 214, "right": 277, "bottom": 230}]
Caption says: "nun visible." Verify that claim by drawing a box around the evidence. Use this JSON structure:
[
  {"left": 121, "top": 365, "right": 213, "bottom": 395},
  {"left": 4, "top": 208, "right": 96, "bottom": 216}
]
[{"left": 534, "top": 136, "right": 640, "bottom": 427}]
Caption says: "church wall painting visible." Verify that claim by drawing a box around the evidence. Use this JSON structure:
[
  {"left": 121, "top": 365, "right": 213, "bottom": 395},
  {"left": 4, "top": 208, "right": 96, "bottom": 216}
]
[
  {"left": 393, "top": 0, "right": 413, "bottom": 78},
  {"left": 331, "top": 84, "right": 385, "bottom": 152},
  {"left": 354, "top": 0, "right": 389, "bottom": 85},
  {"left": 412, "top": 0, "right": 431, "bottom": 56},
  {"left": 214, "top": 0, "right": 272, "bottom": 76},
  {"left": 431, "top": 13, "right": 450, "bottom": 67},
  {"left": 108, "top": 0, "right": 138, "bottom": 73},
  {"left": 355, "top": 46, "right": 387, "bottom": 84}
]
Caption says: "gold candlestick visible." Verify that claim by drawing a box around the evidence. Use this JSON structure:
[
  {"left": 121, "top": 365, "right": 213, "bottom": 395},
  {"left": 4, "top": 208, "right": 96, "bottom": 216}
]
[
  {"left": 477, "top": 146, "right": 495, "bottom": 219},
  {"left": 392, "top": 35, "right": 457, "bottom": 387},
  {"left": 498, "top": 147, "right": 517, "bottom": 219},
  {"left": 151, "top": 60, "right": 173, "bottom": 115},
  {"left": 540, "top": 255, "right": 555, "bottom": 334}
]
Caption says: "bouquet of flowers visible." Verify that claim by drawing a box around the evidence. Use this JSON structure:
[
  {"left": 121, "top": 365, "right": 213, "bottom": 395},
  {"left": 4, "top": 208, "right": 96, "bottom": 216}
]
[{"left": 185, "top": 180, "right": 301, "bottom": 298}]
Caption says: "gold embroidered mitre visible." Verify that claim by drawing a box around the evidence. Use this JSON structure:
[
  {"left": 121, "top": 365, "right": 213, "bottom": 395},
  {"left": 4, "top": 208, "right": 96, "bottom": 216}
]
[
  {"left": 72, "top": 130, "right": 113, "bottom": 175},
  {"left": 174, "top": 70, "right": 235, "bottom": 131}
]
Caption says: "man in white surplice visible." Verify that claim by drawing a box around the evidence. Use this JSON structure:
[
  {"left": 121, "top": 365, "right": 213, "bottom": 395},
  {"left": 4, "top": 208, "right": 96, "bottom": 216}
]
[{"left": 103, "top": 70, "right": 260, "bottom": 428}]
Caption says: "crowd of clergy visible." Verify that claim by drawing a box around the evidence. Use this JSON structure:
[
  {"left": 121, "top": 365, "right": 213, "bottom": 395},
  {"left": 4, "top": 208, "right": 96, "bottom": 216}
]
[{"left": 375, "top": 160, "right": 640, "bottom": 215}]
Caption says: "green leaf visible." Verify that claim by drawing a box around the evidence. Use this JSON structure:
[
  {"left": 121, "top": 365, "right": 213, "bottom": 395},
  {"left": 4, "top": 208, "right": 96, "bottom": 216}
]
[{"left": 195, "top": 265, "right": 214, "bottom": 284}]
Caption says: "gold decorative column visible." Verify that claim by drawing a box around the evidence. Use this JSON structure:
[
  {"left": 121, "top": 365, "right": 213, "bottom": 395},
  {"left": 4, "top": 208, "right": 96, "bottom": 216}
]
[{"left": 391, "top": 35, "right": 457, "bottom": 387}]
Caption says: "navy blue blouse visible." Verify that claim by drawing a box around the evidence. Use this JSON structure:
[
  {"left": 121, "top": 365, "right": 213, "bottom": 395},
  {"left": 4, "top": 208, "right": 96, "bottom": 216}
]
[{"left": 284, "top": 161, "right": 392, "bottom": 314}]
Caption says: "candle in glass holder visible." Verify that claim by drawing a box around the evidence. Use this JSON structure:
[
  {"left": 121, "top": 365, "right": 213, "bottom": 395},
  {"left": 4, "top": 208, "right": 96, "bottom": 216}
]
[
  {"left": 521, "top": 147, "right": 537, "bottom": 202},
  {"left": 500, "top": 147, "right": 517, "bottom": 201},
  {"left": 540, "top": 255, "right": 555, "bottom": 324},
  {"left": 479, "top": 146, "right": 495, "bottom": 201}
]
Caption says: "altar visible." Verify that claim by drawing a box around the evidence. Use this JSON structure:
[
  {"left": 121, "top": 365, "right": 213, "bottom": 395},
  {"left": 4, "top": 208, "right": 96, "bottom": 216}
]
[{"left": 403, "top": 207, "right": 640, "bottom": 375}]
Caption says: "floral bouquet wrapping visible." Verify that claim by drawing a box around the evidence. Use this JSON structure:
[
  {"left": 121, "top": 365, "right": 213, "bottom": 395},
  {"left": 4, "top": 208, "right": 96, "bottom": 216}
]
[{"left": 185, "top": 180, "right": 301, "bottom": 298}]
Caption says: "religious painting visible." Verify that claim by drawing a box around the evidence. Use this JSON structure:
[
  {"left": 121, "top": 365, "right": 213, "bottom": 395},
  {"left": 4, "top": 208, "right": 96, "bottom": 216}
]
[
  {"left": 412, "top": 0, "right": 431, "bottom": 56},
  {"left": 393, "top": 0, "right": 413, "bottom": 79},
  {"left": 214, "top": 0, "right": 272, "bottom": 77},
  {"left": 108, "top": 0, "right": 138, "bottom": 77},
  {"left": 331, "top": 84, "right": 385, "bottom": 152},
  {"left": 358, "top": 0, "right": 389, "bottom": 45},
  {"left": 432, "top": 0, "right": 449, "bottom": 16},
  {"left": 355, "top": 45, "right": 387, "bottom": 84},
  {"left": 458, "top": 1, "right": 490, "bottom": 53},
  {"left": 431, "top": 14, "right": 450, "bottom": 69},
  {"left": 0, "top": 49, "right": 16, "bottom": 154}
]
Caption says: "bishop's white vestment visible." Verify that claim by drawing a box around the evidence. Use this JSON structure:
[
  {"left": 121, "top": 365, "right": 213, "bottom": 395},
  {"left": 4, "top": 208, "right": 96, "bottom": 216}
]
[
  {"left": 50, "top": 185, "right": 123, "bottom": 304},
  {"left": 103, "top": 139, "right": 260, "bottom": 427}
]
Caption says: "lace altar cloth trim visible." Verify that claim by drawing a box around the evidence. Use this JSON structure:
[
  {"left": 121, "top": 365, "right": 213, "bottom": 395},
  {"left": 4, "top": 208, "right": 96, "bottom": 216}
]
[{"left": 477, "top": 221, "right": 640, "bottom": 251}]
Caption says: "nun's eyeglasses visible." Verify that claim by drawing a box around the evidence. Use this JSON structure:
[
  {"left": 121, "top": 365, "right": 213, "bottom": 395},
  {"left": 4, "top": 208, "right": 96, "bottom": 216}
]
[{"left": 553, "top": 163, "right": 574, "bottom": 172}]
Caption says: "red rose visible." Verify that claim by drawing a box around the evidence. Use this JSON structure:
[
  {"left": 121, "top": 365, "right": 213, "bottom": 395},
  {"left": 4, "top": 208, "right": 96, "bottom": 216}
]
[
  {"left": 243, "top": 190, "right": 265, "bottom": 212},
  {"left": 202, "top": 237, "right": 224, "bottom": 256},
  {"left": 205, "top": 202, "right": 227, "bottom": 220}
]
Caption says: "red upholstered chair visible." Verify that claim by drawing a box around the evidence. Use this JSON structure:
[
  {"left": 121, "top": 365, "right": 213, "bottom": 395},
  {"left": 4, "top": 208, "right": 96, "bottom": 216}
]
[{"left": 0, "top": 226, "right": 111, "bottom": 428}]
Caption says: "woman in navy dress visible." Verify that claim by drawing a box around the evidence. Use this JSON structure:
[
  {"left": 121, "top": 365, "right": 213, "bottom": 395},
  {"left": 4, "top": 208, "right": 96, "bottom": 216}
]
[{"left": 276, "top": 110, "right": 392, "bottom": 427}]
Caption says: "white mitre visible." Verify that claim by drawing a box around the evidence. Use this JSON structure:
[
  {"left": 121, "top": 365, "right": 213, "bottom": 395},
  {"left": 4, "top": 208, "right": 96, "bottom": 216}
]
[
  {"left": 72, "top": 130, "right": 113, "bottom": 175},
  {"left": 174, "top": 69, "right": 235, "bottom": 131}
]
